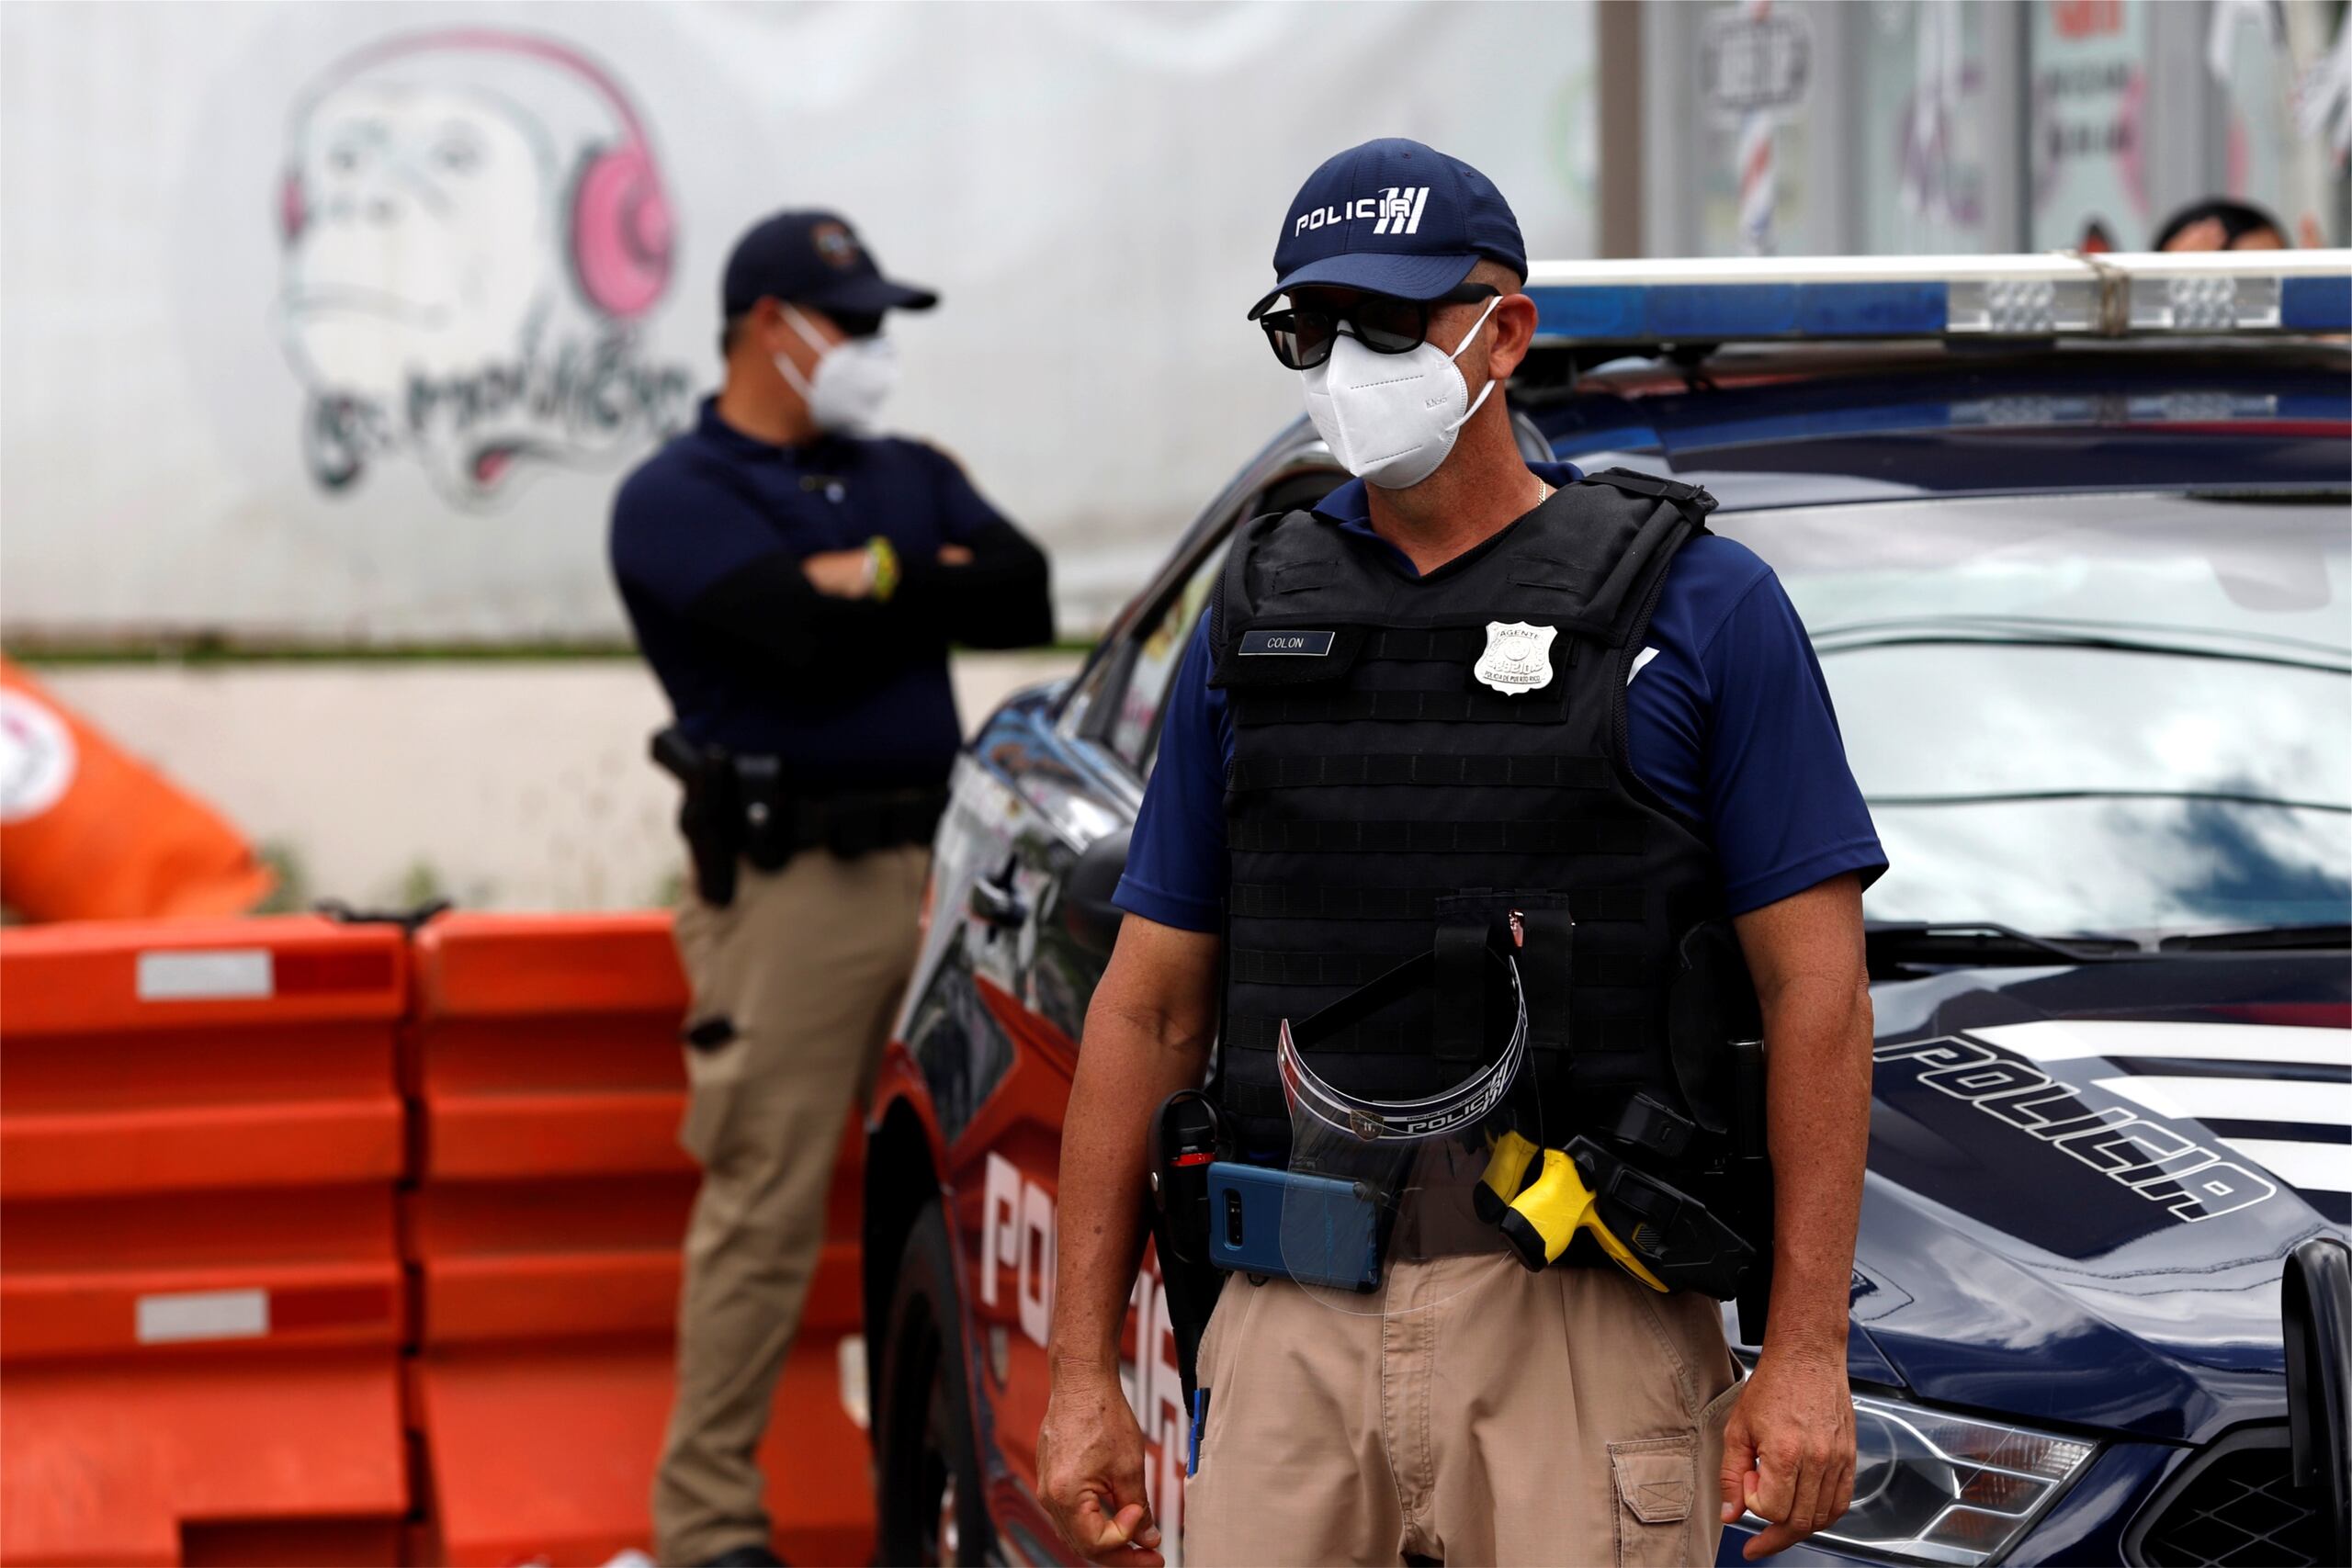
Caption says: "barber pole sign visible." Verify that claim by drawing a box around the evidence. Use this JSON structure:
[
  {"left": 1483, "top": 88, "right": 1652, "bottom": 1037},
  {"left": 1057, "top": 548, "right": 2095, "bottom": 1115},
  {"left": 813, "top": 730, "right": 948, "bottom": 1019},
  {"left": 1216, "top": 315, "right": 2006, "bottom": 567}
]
[{"left": 1701, "top": 0, "right": 1812, "bottom": 255}]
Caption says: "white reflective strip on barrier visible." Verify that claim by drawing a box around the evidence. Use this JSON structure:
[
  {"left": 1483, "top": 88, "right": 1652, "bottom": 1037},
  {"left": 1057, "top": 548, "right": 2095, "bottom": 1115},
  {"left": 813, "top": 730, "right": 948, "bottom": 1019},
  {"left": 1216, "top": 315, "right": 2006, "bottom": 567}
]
[
  {"left": 135, "top": 948, "right": 274, "bottom": 1001},
  {"left": 136, "top": 1287, "right": 268, "bottom": 1343}
]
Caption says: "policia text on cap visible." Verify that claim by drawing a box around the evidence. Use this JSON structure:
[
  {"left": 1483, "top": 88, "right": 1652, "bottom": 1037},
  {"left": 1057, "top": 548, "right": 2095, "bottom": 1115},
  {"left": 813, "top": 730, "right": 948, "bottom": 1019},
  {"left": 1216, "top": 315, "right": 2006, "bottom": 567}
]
[
  {"left": 1037, "top": 141, "right": 1885, "bottom": 1567},
  {"left": 609, "top": 210, "right": 1053, "bottom": 1568}
]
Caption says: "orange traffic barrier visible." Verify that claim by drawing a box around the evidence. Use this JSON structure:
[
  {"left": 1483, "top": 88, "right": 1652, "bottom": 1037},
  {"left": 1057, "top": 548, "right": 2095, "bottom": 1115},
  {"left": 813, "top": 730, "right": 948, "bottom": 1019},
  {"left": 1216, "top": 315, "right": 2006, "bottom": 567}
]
[
  {"left": 0, "top": 659, "right": 272, "bottom": 922},
  {"left": 405, "top": 912, "right": 875, "bottom": 1566},
  {"left": 0, "top": 917, "right": 411, "bottom": 1567}
]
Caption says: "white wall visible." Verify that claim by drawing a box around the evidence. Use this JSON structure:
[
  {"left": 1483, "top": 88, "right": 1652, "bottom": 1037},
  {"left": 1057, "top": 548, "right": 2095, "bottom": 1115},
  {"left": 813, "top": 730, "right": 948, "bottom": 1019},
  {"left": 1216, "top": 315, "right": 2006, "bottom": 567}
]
[
  {"left": 35, "top": 653, "right": 1081, "bottom": 912},
  {"left": 2, "top": 0, "right": 1598, "bottom": 645}
]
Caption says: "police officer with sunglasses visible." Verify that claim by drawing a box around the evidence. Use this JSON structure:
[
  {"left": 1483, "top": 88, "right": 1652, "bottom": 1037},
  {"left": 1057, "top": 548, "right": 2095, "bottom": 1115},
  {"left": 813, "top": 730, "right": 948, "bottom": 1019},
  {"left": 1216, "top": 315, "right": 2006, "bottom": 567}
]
[{"left": 1037, "top": 140, "right": 1884, "bottom": 1566}]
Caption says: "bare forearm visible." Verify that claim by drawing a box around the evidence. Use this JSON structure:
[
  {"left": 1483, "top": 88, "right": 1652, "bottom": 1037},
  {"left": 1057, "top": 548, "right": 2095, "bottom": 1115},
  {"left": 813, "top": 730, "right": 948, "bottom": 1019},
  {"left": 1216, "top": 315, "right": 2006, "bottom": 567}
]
[
  {"left": 1761, "top": 974, "right": 1874, "bottom": 1357},
  {"left": 1050, "top": 986, "right": 1214, "bottom": 1376}
]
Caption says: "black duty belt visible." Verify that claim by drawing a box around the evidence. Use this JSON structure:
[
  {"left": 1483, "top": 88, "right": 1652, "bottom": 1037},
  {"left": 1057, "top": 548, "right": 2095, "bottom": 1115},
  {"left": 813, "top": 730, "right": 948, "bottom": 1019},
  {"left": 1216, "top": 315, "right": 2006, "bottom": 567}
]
[
  {"left": 731, "top": 758, "right": 947, "bottom": 868},
  {"left": 650, "top": 726, "right": 944, "bottom": 905}
]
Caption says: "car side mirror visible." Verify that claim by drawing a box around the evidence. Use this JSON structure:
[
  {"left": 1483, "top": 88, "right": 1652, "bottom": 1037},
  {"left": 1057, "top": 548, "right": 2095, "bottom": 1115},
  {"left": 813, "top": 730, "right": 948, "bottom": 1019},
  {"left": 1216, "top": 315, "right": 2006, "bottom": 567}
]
[{"left": 1061, "top": 828, "right": 1131, "bottom": 956}]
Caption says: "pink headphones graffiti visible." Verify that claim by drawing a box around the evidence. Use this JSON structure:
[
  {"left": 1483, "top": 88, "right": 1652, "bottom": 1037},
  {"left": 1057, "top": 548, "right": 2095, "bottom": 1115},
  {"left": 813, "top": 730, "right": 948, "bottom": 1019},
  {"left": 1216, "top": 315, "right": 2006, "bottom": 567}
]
[{"left": 278, "top": 28, "right": 674, "bottom": 321}]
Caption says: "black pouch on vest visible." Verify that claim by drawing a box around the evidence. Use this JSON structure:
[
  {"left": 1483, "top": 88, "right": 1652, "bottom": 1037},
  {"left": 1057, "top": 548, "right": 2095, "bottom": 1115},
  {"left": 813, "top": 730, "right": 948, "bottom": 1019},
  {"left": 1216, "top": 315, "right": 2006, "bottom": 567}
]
[
  {"left": 1665, "top": 919, "right": 1761, "bottom": 1136},
  {"left": 1432, "top": 891, "right": 1577, "bottom": 1061}
]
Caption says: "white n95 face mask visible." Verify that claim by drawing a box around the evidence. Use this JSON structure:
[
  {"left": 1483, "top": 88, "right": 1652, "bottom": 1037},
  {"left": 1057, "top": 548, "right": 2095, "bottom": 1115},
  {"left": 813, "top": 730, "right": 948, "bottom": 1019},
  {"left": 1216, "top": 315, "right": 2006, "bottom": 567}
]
[
  {"left": 776, "top": 305, "right": 899, "bottom": 434},
  {"left": 1301, "top": 294, "right": 1502, "bottom": 490}
]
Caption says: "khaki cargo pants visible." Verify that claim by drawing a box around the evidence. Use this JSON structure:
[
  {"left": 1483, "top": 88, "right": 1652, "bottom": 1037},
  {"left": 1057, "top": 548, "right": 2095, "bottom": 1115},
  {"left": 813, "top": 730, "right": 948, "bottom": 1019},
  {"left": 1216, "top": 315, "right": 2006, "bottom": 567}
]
[
  {"left": 1184, "top": 1253, "right": 1742, "bottom": 1567},
  {"left": 650, "top": 844, "right": 928, "bottom": 1565}
]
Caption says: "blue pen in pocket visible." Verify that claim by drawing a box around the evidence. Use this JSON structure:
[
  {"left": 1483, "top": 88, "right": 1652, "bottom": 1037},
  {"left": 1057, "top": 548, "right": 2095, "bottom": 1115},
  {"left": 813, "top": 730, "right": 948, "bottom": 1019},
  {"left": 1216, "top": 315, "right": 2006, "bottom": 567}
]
[{"left": 1187, "top": 1386, "right": 1210, "bottom": 1477}]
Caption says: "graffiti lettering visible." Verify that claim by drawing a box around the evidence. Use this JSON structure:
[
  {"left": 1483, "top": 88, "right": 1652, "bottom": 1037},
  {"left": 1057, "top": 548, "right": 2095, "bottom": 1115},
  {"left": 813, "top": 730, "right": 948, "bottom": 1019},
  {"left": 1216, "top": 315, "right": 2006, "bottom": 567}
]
[
  {"left": 302, "top": 334, "right": 691, "bottom": 496},
  {"left": 278, "top": 31, "right": 693, "bottom": 504}
]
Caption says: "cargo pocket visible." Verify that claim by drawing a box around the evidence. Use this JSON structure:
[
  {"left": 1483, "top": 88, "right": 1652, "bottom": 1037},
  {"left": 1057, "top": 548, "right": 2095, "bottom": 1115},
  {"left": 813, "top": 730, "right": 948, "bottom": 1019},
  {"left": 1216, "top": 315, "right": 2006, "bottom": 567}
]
[
  {"left": 1610, "top": 1435, "right": 1699, "bottom": 1567},
  {"left": 677, "top": 1015, "right": 747, "bottom": 1167}
]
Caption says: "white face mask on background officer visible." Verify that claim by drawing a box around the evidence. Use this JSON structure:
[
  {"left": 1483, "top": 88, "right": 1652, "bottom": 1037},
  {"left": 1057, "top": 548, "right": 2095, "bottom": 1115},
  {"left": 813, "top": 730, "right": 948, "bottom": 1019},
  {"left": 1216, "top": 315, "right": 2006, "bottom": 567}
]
[
  {"left": 716, "top": 210, "right": 940, "bottom": 446},
  {"left": 773, "top": 304, "right": 900, "bottom": 434}
]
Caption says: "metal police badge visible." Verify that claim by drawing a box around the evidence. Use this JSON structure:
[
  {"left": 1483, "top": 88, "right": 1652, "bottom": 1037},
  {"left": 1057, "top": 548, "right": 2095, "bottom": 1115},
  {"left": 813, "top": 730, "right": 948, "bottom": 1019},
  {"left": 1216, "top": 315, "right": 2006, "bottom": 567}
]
[{"left": 1474, "top": 621, "right": 1557, "bottom": 694}]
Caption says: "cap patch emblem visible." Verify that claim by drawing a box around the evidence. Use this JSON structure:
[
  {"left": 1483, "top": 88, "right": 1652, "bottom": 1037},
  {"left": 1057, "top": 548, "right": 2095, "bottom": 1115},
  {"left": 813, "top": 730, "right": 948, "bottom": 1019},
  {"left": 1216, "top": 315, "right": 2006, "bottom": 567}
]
[
  {"left": 1474, "top": 621, "right": 1556, "bottom": 694},
  {"left": 811, "top": 220, "right": 862, "bottom": 270}
]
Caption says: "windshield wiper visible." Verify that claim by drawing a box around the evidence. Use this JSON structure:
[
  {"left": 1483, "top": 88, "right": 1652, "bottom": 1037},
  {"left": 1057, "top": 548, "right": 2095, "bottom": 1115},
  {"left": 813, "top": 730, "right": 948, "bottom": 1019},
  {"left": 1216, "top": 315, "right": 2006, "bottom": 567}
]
[
  {"left": 2157, "top": 923, "right": 2352, "bottom": 953},
  {"left": 1814, "top": 612, "right": 2349, "bottom": 664},
  {"left": 1865, "top": 920, "right": 2141, "bottom": 966},
  {"left": 1815, "top": 632, "right": 2349, "bottom": 676},
  {"left": 1865, "top": 788, "right": 2350, "bottom": 814}
]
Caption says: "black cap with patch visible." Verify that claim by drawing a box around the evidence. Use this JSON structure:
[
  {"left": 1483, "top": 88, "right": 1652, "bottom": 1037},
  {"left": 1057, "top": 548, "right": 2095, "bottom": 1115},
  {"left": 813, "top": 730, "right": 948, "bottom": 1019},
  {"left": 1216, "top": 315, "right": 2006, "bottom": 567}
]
[{"left": 721, "top": 209, "right": 939, "bottom": 318}]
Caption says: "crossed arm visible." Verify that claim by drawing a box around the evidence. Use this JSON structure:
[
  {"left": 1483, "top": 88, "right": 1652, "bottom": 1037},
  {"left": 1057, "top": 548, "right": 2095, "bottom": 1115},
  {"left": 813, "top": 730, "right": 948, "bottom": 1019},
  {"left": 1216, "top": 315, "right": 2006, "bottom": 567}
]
[{"left": 690, "top": 516, "right": 1054, "bottom": 682}]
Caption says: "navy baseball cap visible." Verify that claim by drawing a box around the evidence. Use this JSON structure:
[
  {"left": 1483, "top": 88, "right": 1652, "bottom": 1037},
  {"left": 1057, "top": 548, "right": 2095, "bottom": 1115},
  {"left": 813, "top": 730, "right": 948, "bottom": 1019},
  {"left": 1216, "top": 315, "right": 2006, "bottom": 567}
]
[
  {"left": 1249, "top": 139, "right": 1525, "bottom": 320},
  {"left": 722, "top": 209, "right": 938, "bottom": 319}
]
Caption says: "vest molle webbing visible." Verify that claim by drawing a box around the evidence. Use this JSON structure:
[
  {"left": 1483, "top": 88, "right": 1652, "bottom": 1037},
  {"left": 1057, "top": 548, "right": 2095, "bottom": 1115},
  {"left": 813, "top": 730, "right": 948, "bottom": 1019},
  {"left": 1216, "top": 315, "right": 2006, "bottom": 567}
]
[{"left": 1209, "top": 469, "right": 1757, "bottom": 1166}]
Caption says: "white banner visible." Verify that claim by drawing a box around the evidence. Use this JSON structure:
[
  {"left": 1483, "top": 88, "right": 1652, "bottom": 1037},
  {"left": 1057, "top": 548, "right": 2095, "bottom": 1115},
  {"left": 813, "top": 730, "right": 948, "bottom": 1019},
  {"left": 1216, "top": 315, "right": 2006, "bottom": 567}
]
[{"left": 0, "top": 0, "right": 1596, "bottom": 643}]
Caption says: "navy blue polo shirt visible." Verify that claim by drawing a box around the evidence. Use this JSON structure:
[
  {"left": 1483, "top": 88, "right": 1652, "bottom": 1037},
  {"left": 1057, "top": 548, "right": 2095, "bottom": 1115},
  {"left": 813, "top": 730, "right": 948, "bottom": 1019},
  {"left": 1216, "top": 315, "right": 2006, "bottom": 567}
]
[
  {"left": 610, "top": 398, "right": 1012, "bottom": 786},
  {"left": 1115, "top": 463, "right": 1887, "bottom": 931}
]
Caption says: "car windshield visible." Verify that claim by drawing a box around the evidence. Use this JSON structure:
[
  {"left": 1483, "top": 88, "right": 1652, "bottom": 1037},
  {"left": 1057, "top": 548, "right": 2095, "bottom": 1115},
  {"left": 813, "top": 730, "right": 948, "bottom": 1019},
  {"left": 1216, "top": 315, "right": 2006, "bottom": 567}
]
[{"left": 1710, "top": 491, "right": 2351, "bottom": 940}]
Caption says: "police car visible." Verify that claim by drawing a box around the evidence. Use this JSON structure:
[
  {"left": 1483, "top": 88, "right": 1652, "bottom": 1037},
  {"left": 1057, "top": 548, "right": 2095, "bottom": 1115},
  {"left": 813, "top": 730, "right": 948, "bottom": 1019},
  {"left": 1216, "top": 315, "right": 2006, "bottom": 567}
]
[{"left": 859, "top": 251, "right": 2352, "bottom": 1567}]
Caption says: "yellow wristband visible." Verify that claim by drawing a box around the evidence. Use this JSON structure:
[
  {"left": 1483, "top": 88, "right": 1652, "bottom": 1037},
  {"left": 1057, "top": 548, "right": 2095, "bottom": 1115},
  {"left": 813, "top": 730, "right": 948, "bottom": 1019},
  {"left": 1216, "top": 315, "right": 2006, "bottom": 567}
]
[{"left": 865, "top": 536, "right": 901, "bottom": 602}]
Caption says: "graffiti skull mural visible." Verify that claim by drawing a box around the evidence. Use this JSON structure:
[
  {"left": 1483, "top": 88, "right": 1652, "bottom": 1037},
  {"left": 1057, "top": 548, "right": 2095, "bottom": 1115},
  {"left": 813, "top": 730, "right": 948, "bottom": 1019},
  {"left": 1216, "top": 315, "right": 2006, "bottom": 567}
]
[{"left": 277, "top": 30, "right": 692, "bottom": 502}]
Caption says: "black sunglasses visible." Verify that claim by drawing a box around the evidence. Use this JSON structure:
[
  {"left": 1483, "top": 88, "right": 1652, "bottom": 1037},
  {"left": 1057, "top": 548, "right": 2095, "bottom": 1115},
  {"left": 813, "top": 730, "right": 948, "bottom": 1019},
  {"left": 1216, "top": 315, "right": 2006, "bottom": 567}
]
[
  {"left": 1259, "top": 283, "right": 1500, "bottom": 370},
  {"left": 774, "top": 299, "right": 886, "bottom": 341}
]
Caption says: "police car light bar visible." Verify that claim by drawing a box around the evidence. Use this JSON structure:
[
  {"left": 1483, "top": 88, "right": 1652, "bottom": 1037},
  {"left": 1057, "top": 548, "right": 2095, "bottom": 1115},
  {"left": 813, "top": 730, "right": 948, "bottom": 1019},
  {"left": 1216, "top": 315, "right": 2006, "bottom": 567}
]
[{"left": 1521, "top": 251, "right": 2352, "bottom": 346}]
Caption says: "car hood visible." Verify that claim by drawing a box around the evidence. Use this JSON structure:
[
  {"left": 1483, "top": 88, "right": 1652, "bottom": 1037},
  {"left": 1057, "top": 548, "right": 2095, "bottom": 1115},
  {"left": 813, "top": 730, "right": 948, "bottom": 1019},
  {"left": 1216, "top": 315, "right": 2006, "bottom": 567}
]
[{"left": 1847, "top": 953, "right": 2347, "bottom": 1443}]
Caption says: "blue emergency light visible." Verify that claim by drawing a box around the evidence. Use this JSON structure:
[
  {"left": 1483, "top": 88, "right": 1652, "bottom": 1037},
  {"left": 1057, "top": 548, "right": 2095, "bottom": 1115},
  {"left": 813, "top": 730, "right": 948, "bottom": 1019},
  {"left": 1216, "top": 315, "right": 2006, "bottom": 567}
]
[{"left": 1523, "top": 252, "right": 2352, "bottom": 346}]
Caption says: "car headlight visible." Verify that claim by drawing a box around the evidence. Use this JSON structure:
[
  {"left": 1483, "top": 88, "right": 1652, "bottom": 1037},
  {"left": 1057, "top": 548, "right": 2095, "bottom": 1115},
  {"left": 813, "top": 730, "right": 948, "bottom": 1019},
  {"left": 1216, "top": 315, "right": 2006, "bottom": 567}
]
[{"left": 1744, "top": 1393, "right": 2097, "bottom": 1565}]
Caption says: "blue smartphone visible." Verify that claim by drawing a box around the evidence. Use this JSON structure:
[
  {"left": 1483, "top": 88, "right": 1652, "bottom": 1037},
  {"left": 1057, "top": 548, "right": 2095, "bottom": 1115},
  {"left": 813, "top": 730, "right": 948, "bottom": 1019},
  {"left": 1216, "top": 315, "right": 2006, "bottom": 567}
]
[{"left": 1205, "top": 1161, "right": 1382, "bottom": 1292}]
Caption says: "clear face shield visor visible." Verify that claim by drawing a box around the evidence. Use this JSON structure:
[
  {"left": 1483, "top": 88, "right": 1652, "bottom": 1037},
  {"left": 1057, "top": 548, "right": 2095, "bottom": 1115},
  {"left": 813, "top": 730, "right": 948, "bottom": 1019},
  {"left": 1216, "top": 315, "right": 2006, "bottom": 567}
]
[{"left": 1269, "top": 943, "right": 1544, "bottom": 1317}]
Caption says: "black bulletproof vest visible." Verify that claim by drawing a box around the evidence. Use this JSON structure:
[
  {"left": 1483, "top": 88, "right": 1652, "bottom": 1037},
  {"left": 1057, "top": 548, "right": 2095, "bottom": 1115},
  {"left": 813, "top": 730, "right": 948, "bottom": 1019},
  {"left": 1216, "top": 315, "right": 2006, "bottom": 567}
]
[{"left": 1209, "top": 470, "right": 1754, "bottom": 1161}]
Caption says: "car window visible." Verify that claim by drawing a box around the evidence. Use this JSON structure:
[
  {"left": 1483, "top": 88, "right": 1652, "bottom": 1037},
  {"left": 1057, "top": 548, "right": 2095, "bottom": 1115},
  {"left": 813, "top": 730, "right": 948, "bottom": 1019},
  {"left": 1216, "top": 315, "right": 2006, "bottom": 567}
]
[
  {"left": 1108, "top": 539, "right": 1229, "bottom": 777},
  {"left": 1713, "top": 490, "right": 2351, "bottom": 937}
]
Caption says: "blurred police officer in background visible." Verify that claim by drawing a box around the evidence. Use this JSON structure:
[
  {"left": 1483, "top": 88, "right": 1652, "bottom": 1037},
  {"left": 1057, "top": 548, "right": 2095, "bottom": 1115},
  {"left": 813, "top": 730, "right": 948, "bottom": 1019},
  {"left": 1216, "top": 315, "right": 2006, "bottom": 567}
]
[
  {"left": 1037, "top": 140, "right": 1883, "bottom": 1566},
  {"left": 609, "top": 209, "right": 1052, "bottom": 1567}
]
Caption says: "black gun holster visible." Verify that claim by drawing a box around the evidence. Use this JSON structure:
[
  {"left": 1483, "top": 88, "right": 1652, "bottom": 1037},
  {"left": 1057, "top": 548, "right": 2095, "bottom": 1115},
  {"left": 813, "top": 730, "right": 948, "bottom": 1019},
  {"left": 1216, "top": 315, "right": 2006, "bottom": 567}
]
[
  {"left": 1147, "top": 1089, "right": 1228, "bottom": 1407},
  {"left": 651, "top": 728, "right": 741, "bottom": 909},
  {"left": 651, "top": 728, "right": 952, "bottom": 911}
]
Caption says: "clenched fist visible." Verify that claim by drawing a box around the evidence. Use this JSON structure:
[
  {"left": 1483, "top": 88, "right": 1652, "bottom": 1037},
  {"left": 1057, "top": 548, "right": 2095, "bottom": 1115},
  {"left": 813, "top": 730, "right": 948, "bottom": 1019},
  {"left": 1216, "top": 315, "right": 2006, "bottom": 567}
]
[{"left": 1037, "top": 1366, "right": 1164, "bottom": 1565}]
